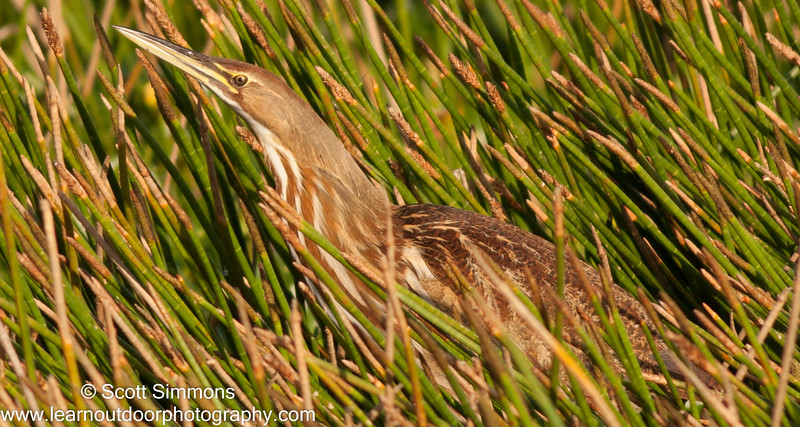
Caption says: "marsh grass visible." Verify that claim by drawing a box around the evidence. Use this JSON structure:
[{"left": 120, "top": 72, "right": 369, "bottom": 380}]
[{"left": 0, "top": 0, "right": 799, "bottom": 424}]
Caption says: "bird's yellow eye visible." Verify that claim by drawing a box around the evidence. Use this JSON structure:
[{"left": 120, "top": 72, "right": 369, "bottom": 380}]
[{"left": 231, "top": 74, "right": 248, "bottom": 86}]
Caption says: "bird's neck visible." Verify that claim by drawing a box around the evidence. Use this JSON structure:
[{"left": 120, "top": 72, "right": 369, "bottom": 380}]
[{"left": 248, "top": 118, "right": 391, "bottom": 265}]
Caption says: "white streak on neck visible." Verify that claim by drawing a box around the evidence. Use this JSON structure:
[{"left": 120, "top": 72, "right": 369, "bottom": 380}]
[
  {"left": 311, "top": 190, "right": 326, "bottom": 234},
  {"left": 236, "top": 110, "right": 368, "bottom": 307},
  {"left": 240, "top": 116, "right": 309, "bottom": 249},
  {"left": 236, "top": 111, "right": 302, "bottom": 199}
]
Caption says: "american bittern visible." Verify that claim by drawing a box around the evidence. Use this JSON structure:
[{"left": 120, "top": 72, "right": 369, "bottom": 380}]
[{"left": 117, "top": 27, "right": 686, "bottom": 386}]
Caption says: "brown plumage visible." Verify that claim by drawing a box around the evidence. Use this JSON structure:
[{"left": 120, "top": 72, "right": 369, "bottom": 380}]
[
  {"left": 117, "top": 27, "right": 683, "bottom": 387},
  {"left": 394, "top": 203, "right": 671, "bottom": 382}
]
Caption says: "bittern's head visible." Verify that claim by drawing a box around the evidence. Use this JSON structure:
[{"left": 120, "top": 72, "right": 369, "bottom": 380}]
[
  {"left": 116, "top": 26, "right": 391, "bottom": 230},
  {"left": 115, "top": 26, "right": 311, "bottom": 140}
]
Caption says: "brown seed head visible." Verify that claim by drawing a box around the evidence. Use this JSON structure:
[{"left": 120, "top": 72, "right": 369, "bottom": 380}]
[{"left": 40, "top": 8, "right": 63, "bottom": 57}]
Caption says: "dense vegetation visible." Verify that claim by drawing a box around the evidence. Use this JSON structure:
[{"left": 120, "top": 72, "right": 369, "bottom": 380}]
[{"left": 1, "top": 0, "right": 799, "bottom": 424}]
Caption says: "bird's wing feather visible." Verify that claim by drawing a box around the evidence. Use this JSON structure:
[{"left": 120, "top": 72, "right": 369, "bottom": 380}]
[{"left": 394, "top": 203, "right": 673, "bottom": 380}]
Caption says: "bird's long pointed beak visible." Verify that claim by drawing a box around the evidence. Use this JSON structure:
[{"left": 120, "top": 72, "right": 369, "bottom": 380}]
[{"left": 114, "top": 26, "right": 234, "bottom": 92}]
